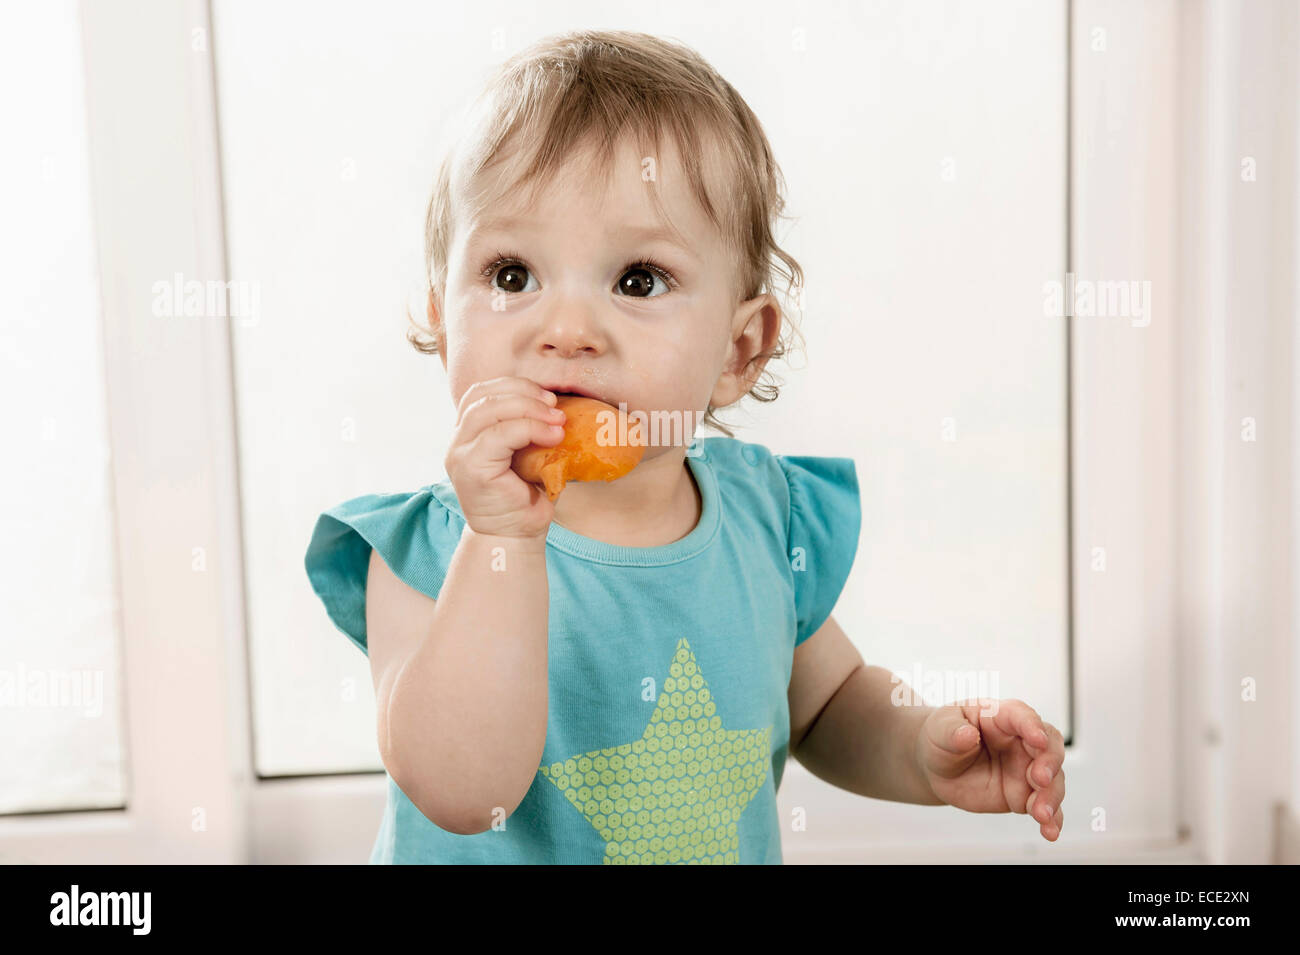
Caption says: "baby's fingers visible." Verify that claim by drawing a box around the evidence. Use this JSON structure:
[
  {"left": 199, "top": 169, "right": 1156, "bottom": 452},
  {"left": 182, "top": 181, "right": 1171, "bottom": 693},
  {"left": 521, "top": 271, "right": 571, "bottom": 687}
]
[
  {"left": 1043, "top": 805, "right": 1064, "bottom": 841},
  {"left": 1023, "top": 724, "right": 1064, "bottom": 790},
  {"left": 474, "top": 416, "right": 565, "bottom": 470},
  {"left": 460, "top": 392, "right": 565, "bottom": 444},
  {"left": 1026, "top": 772, "right": 1065, "bottom": 825},
  {"left": 455, "top": 377, "right": 556, "bottom": 426}
]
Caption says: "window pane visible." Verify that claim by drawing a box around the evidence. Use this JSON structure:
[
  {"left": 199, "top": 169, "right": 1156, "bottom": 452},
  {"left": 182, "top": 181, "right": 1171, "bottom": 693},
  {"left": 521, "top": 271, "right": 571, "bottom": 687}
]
[
  {"left": 0, "top": 0, "right": 127, "bottom": 814},
  {"left": 215, "top": 0, "right": 1069, "bottom": 776},
  {"left": 757, "top": 1, "right": 1071, "bottom": 741},
  {"left": 213, "top": 0, "right": 470, "bottom": 775}
]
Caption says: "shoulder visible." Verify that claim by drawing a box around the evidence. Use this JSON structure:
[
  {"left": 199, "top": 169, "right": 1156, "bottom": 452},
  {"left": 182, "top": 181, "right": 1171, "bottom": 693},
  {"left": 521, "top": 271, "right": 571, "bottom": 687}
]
[
  {"left": 693, "top": 436, "right": 858, "bottom": 517},
  {"left": 304, "top": 481, "right": 469, "bottom": 656},
  {"left": 311, "top": 483, "right": 464, "bottom": 548},
  {"left": 693, "top": 435, "right": 780, "bottom": 477},
  {"left": 305, "top": 482, "right": 466, "bottom": 607},
  {"left": 694, "top": 436, "right": 783, "bottom": 506},
  {"left": 693, "top": 437, "right": 804, "bottom": 548}
]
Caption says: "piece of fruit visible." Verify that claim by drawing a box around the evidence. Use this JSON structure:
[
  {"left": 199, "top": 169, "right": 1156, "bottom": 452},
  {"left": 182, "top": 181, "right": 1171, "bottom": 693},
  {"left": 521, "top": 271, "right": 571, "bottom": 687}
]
[{"left": 512, "top": 395, "right": 645, "bottom": 501}]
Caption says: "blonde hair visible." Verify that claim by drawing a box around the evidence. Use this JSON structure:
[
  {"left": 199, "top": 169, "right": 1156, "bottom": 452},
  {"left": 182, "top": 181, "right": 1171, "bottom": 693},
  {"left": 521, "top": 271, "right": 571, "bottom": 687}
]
[{"left": 407, "top": 29, "right": 805, "bottom": 436}]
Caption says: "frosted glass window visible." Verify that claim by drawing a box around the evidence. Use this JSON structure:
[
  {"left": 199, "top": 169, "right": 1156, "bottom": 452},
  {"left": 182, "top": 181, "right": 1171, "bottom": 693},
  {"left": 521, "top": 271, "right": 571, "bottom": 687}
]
[
  {"left": 0, "top": 0, "right": 127, "bottom": 814},
  {"left": 214, "top": 0, "right": 1069, "bottom": 776}
]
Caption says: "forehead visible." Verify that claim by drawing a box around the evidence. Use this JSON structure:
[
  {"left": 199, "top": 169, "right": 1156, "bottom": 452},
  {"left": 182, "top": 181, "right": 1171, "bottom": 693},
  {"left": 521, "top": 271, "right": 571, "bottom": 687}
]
[{"left": 460, "top": 131, "right": 726, "bottom": 257}]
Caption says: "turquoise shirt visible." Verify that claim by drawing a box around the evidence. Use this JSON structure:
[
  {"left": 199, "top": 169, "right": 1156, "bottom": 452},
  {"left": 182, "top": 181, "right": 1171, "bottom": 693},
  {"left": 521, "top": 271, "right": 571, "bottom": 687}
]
[{"left": 303, "top": 435, "right": 860, "bottom": 864}]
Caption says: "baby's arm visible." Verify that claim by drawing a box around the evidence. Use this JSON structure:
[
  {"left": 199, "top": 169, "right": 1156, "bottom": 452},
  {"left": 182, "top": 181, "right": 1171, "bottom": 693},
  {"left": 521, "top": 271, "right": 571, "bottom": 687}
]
[
  {"left": 366, "top": 531, "right": 550, "bottom": 834},
  {"left": 788, "top": 614, "right": 943, "bottom": 805}
]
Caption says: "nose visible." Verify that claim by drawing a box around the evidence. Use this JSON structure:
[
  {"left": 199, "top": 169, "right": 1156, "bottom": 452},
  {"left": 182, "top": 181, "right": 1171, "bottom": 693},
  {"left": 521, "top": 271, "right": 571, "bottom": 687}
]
[{"left": 536, "top": 301, "right": 605, "bottom": 358}]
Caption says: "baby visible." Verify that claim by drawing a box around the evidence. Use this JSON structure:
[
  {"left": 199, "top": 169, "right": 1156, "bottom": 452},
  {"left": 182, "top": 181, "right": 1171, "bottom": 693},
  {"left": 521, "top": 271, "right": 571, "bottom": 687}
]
[{"left": 305, "top": 29, "right": 1065, "bottom": 864}]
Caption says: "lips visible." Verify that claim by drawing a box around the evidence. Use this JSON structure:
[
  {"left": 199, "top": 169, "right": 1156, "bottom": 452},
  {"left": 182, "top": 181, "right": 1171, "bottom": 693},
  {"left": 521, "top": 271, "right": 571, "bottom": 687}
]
[{"left": 538, "top": 382, "right": 617, "bottom": 407}]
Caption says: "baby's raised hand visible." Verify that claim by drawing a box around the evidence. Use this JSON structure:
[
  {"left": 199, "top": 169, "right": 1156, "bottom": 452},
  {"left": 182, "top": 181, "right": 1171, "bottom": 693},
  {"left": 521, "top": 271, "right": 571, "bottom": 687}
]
[
  {"left": 444, "top": 376, "right": 567, "bottom": 541},
  {"left": 915, "top": 698, "right": 1065, "bottom": 842}
]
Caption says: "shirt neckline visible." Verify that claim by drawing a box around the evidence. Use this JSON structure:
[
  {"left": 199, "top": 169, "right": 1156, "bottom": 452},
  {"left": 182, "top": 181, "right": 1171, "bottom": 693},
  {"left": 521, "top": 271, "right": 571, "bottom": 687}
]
[
  {"left": 429, "top": 446, "right": 721, "bottom": 567},
  {"left": 544, "top": 449, "right": 720, "bottom": 566}
]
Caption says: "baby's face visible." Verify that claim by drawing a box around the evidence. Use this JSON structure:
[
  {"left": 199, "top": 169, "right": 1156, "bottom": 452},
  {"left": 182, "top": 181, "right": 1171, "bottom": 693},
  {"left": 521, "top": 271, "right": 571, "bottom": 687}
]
[{"left": 438, "top": 133, "right": 752, "bottom": 460}]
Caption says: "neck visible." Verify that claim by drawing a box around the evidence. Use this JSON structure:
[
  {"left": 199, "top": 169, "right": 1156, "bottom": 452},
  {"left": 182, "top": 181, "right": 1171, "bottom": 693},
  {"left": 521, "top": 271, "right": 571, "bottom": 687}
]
[{"left": 550, "top": 447, "right": 700, "bottom": 548}]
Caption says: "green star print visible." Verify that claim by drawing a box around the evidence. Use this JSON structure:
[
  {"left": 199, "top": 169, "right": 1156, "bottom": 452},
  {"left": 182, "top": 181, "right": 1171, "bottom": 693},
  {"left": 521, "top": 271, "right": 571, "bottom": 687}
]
[{"left": 538, "top": 638, "right": 773, "bottom": 864}]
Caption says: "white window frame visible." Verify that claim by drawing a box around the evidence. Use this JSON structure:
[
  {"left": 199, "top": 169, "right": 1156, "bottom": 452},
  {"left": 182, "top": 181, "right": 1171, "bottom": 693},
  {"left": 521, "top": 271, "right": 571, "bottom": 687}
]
[
  {"left": 781, "top": 0, "right": 1298, "bottom": 865},
  {"left": 781, "top": 0, "right": 1187, "bottom": 864},
  {"left": 0, "top": 0, "right": 254, "bottom": 863},
  {"left": 2, "top": 0, "right": 1292, "bottom": 864}
]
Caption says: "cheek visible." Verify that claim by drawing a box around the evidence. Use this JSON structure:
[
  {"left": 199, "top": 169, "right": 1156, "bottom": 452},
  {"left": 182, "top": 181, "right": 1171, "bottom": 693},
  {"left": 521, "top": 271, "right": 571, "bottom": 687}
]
[
  {"left": 441, "top": 282, "right": 497, "bottom": 354},
  {"left": 650, "top": 303, "right": 713, "bottom": 362},
  {"left": 664, "top": 306, "right": 727, "bottom": 369},
  {"left": 439, "top": 303, "right": 493, "bottom": 403},
  {"left": 629, "top": 319, "right": 724, "bottom": 406}
]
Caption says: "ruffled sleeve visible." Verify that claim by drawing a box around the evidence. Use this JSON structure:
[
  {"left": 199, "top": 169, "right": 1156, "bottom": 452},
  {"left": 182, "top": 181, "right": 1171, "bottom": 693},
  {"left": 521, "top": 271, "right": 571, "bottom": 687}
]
[
  {"left": 303, "top": 487, "right": 465, "bottom": 656},
  {"left": 775, "top": 455, "right": 862, "bottom": 646}
]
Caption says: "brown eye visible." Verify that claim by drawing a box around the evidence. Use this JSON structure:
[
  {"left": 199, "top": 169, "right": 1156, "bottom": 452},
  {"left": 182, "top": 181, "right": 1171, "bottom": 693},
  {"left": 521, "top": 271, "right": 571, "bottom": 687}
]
[
  {"left": 617, "top": 266, "right": 667, "bottom": 298},
  {"left": 494, "top": 263, "right": 534, "bottom": 294}
]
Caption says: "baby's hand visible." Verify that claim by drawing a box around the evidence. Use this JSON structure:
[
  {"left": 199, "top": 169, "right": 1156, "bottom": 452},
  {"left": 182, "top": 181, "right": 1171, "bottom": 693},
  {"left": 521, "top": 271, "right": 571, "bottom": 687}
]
[
  {"left": 915, "top": 699, "right": 1065, "bottom": 842},
  {"left": 444, "top": 376, "right": 567, "bottom": 541}
]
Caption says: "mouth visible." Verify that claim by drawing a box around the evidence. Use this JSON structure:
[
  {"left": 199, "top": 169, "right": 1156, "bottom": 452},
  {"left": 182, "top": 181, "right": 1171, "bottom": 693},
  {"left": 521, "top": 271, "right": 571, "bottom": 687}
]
[{"left": 539, "top": 382, "right": 619, "bottom": 407}]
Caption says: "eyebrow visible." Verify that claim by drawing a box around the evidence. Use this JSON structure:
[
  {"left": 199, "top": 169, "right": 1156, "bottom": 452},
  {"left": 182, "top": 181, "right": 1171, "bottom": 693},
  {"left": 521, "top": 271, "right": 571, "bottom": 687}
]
[{"left": 466, "top": 216, "right": 696, "bottom": 257}]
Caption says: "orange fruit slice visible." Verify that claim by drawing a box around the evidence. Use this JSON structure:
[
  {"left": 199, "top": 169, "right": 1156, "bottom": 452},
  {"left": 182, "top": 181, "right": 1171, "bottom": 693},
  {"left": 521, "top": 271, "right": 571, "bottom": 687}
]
[{"left": 512, "top": 395, "right": 645, "bottom": 501}]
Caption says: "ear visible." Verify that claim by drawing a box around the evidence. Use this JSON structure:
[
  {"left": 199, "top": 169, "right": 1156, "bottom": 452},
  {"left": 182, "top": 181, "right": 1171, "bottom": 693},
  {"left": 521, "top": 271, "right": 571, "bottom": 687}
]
[
  {"left": 710, "top": 293, "right": 782, "bottom": 410},
  {"left": 428, "top": 286, "right": 448, "bottom": 369}
]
